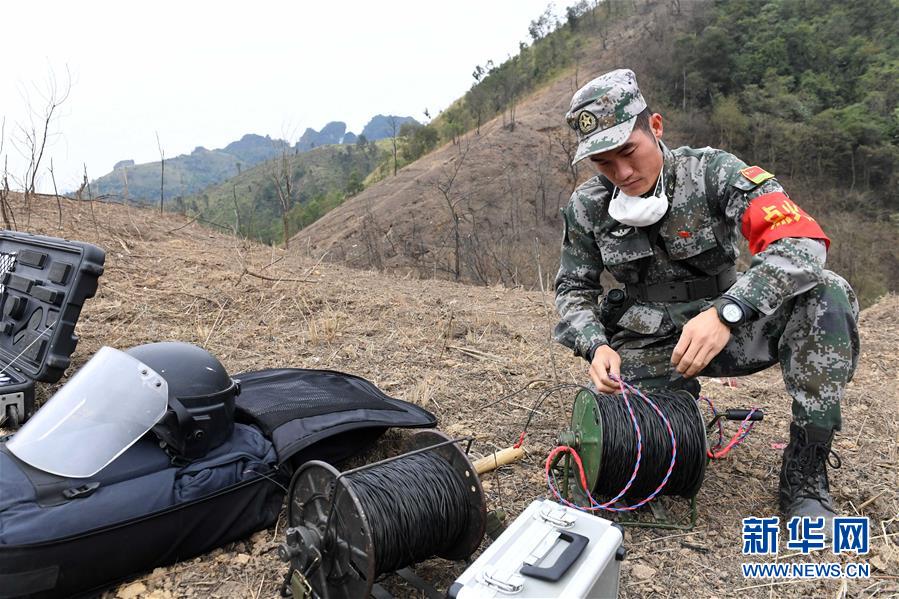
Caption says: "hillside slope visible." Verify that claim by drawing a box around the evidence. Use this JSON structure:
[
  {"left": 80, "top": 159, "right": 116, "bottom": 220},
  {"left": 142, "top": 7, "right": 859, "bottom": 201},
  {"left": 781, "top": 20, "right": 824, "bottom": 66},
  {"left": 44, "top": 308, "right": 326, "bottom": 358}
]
[
  {"left": 290, "top": 0, "right": 898, "bottom": 306},
  {"left": 180, "top": 140, "right": 386, "bottom": 244},
  {"left": 289, "top": 79, "right": 583, "bottom": 287},
  {"left": 2, "top": 193, "right": 896, "bottom": 598},
  {"left": 288, "top": 2, "right": 701, "bottom": 287}
]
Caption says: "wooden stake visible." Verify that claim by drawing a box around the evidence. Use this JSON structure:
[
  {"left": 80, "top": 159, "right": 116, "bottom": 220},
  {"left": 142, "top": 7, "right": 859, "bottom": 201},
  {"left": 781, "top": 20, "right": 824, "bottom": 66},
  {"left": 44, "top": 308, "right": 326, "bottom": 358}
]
[{"left": 474, "top": 446, "right": 526, "bottom": 474}]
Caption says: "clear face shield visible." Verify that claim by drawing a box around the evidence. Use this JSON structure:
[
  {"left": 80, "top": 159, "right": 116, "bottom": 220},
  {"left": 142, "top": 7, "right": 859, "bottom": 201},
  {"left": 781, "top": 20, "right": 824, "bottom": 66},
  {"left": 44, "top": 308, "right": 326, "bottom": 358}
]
[{"left": 7, "top": 346, "right": 169, "bottom": 478}]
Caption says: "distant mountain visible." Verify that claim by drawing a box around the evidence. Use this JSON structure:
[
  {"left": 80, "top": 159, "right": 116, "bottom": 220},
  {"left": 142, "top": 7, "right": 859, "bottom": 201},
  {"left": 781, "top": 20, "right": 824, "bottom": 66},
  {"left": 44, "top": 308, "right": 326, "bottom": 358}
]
[
  {"left": 180, "top": 140, "right": 388, "bottom": 245},
  {"left": 89, "top": 115, "right": 418, "bottom": 203},
  {"left": 296, "top": 121, "right": 350, "bottom": 152},
  {"left": 361, "top": 115, "right": 418, "bottom": 141},
  {"left": 295, "top": 116, "right": 417, "bottom": 152},
  {"left": 222, "top": 134, "right": 291, "bottom": 166},
  {"left": 90, "top": 134, "right": 290, "bottom": 202}
]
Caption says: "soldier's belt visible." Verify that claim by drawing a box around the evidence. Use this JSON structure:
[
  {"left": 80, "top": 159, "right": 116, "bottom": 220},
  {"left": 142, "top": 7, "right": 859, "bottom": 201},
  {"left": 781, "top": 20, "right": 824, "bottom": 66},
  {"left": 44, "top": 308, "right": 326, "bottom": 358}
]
[{"left": 626, "top": 267, "right": 737, "bottom": 303}]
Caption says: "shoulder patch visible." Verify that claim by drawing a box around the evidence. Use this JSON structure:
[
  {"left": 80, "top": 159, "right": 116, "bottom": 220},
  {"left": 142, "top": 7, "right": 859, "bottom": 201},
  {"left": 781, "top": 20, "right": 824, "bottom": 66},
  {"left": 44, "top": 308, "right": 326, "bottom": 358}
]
[{"left": 740, "top": 166, "right": 774, "bottom": 185}]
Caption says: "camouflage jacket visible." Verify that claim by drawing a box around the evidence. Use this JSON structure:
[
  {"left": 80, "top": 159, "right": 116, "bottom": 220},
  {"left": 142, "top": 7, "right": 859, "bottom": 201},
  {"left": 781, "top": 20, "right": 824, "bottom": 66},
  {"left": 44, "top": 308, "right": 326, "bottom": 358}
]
[{"left": 554, "top": 142, "right": 830, "bottom": 360}]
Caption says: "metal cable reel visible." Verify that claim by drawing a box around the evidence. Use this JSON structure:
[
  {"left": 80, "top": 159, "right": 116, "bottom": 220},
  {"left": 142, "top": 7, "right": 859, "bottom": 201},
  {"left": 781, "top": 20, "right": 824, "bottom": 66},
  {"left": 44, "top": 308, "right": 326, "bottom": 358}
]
[
  {"left": 550, "top": 389, "right": 762, "bottom": 530},
  {"left": 567, "top": 388, "right": 708, "bottom": 493},
  {"left": 279, "top": 430, "right": 487, "bottom": 598}
]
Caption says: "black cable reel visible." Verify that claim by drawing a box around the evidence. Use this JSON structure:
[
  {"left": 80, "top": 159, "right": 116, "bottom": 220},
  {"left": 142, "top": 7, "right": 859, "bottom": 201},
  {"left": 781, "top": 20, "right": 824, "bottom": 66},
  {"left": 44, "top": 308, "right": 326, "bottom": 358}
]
[
  {"left": 554, "top": 388, "right": 763, "bottom": 529},
  {"left": 279, "top": 430, "right": 487, "bottom": 598}
]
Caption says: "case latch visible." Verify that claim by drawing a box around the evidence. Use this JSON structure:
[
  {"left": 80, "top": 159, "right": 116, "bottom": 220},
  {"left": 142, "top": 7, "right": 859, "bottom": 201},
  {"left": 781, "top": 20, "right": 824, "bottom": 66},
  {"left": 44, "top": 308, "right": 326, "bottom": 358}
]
[
  {"left": 537, "top": 503, "right": 576, "bottom": 528},
  {"left": 479, "top": 569, "right": 523, "bottom": 594}
]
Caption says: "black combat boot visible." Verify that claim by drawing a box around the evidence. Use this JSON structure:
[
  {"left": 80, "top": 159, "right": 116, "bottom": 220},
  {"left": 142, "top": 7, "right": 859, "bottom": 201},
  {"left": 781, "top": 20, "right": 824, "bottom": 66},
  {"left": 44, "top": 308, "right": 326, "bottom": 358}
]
[{"left": 779, "top": 423, "right": 841, "bottom": 527}]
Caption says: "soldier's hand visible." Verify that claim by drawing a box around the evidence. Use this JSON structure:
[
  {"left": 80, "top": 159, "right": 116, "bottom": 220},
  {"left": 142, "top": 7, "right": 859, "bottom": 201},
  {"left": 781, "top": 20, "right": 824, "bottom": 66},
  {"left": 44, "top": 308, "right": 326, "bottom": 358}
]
[
  {"left": 590, "top": 345, "right": 622, "bottom": 393},
  {"left": 671, "top": 308, "right": 731, "bottom": 378}
]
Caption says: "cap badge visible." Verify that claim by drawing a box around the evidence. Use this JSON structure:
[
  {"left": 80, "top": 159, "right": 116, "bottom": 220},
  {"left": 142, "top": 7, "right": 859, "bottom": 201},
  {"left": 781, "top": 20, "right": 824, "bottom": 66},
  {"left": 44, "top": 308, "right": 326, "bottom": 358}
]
[{"left": 577, "top": 110, "right": 598, "bottom": 135}]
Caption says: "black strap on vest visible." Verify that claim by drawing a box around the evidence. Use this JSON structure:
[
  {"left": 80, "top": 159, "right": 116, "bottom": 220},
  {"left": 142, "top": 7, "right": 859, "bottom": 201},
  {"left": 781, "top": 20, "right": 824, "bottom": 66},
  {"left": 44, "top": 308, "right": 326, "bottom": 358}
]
[
  {"left": 636, "top": 213, "right": 668, "bottom": 282},
  {"left": 626, "top": 266, "right": 737, "bottom": 303}
]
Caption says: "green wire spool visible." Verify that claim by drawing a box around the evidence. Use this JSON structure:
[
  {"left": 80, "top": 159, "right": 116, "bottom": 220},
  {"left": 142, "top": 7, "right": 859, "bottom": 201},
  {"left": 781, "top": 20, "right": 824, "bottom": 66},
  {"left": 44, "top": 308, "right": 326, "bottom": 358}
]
[
  {"left": 554, "top": 389, "right": 708, "bottom": 530},
  {"left": 557, "top": 389, "right": 604, "bottom": 501}
]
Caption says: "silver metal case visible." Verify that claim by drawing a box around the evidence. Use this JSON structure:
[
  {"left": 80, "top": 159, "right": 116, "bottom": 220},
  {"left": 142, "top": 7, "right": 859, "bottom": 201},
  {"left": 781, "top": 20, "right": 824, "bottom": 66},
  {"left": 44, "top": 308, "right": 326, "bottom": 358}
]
[{"left": 449, "top": 499, "right": 625, "bottom": 598}]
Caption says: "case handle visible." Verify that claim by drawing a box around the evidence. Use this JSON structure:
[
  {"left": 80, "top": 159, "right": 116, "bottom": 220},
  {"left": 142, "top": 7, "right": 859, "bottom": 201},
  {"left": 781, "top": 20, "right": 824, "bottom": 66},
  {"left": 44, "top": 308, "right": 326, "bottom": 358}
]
[{"left": 519, "top": 530, "right": 588, "bottom": 582}]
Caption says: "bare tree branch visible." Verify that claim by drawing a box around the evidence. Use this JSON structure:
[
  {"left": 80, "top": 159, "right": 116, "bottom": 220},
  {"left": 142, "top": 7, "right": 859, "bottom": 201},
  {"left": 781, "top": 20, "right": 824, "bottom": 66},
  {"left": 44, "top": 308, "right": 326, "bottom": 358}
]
[
  {"left": 156, "top": 131, "right": 165, "bottom": 213},
  {"left": 49, "top": 157, "right": 62, "bottom": 229},
  {"left": 1, "top": 156, "right": 14, "bottom": 230},
  {"left": 433, "top": 140, "right": 472, "bottom": 281},
  {"left": 84, "top": 163, "right": 100, "bottom": 240},
  {"left": 9, "top": 66, "right": 72, "bottom": 198},
  {"left": 267, "top": 144, "right": 294, "bottom": 249},
  {"left": 27, "top": 67, "right": 71, "bottom": 196},
  {"left": 388, "top": 116, "right": 399, "bottom": 176},
  {"left": 232, "top": 185, "right": 242, "bottom": 236}
]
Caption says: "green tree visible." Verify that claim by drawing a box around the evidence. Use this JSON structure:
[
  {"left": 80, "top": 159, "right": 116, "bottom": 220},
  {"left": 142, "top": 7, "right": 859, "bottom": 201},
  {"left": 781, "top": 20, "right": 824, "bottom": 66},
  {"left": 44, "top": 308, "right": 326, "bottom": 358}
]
[
  {"left": 345, "top": 171, "right": 364, "bottom": 196},
  {"left": 710, "top": 95, "right": 748, "bottom": 149},
  {"left": 399, "top": 122, "right": 439, "bottom": 162}
]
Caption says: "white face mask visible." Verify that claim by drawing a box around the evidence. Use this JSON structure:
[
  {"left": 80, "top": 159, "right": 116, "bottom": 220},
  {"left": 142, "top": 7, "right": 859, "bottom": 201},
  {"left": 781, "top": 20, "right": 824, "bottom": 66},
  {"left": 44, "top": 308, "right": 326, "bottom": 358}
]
[{"left": 608, "top": 169, "right": 668, "bottom": 227}]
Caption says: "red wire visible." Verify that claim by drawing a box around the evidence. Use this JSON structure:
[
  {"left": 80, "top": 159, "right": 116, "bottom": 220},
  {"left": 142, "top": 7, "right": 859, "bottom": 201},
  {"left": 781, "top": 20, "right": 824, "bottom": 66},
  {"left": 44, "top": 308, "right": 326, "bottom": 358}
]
[
  {"left": 546, "top": 445, "right": 589, "bottom": 491},
  {"left": 513, "top": 431, "right": 526, "bottom": 449},
  {"left": 706, "top": 408, "right": 758, "bottom": 459},
  {"left": 543, "top": 377, "right": 679, "bottom": 513}
]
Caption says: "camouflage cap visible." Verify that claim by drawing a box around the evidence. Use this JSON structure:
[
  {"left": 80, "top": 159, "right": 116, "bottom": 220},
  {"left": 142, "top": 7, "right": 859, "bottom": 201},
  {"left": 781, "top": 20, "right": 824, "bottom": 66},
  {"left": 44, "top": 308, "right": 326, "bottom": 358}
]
[{"left": 565, "top": 69, "right": 647, "bottom": 165}]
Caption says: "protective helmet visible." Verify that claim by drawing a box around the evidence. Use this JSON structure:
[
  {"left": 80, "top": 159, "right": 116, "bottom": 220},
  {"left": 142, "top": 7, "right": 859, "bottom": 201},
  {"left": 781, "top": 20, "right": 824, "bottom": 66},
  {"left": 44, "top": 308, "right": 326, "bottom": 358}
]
[{"left": 126, "top": 342, "right": 239, "bottom": 460}]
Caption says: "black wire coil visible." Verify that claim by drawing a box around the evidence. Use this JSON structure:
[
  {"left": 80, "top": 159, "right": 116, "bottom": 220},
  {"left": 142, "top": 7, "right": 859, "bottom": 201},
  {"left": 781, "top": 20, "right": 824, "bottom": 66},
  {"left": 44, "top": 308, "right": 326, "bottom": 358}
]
[
  {"left": 343, "top": 451, "right": 473, "bottom": 575},
  {"left": 593, "top": 389, "right": 706, "bottom": 501}
]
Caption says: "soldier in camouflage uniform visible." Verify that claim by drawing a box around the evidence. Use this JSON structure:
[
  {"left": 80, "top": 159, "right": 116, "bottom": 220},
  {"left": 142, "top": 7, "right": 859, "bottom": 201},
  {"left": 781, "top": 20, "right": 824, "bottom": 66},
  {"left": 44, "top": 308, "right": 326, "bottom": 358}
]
[{"left": 554, "top": 69, "right": 860, "bottom": 525}]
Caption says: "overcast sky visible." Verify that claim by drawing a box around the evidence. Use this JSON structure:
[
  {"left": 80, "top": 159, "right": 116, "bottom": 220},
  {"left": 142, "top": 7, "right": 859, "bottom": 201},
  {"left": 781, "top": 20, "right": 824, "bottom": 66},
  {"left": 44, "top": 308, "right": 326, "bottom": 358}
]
[{"left": 2, "top": 0, "right": 556, "bottom": 192}]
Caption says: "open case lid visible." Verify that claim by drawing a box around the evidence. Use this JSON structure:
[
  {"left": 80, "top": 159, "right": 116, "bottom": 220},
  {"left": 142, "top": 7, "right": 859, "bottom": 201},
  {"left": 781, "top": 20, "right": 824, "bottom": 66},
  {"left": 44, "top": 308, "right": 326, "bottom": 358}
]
[{"left": 0, "top": 230, "right": 105, "bottom": 382}]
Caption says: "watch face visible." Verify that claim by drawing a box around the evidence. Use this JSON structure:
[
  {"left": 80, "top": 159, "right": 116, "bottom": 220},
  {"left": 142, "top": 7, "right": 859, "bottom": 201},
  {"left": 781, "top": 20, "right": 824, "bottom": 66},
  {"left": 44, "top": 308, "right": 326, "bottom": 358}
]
[{"left": 722, "top": 303, "right": 743, "bottom": 324}]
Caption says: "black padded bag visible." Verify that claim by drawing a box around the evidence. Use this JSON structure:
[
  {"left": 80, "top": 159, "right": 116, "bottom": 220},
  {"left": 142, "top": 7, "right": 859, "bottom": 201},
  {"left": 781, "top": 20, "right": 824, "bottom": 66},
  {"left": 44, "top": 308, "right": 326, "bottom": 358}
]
[
  {"left": 234, "top": 368, "right": 437, "bottom": 467},
  {"left": 0, "top": 424, "right": 282, "bottom": 599},
  {"left": 0, "top": 368, "right": 436, "bottom": 598}
]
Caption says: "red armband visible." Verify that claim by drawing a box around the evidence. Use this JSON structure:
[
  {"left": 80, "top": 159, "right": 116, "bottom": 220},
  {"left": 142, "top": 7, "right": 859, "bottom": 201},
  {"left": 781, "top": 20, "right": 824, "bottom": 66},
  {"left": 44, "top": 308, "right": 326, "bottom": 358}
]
[{"left": 740, "top": 192, "right": 830, "bottom": 254}]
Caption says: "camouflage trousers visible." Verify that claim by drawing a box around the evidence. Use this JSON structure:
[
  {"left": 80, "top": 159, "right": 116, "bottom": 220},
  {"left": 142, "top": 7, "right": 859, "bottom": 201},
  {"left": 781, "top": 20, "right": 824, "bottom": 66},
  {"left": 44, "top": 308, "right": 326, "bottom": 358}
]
[{"left": 610, "top": 270, "right": 860, "bottom": 430}]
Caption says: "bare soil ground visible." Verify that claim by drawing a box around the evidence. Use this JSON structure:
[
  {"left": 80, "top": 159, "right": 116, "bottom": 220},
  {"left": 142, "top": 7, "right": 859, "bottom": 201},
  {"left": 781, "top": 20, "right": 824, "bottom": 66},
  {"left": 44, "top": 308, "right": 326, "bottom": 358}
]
[{"left": 2, "top": 194, "right": 897, "bottom": 598}]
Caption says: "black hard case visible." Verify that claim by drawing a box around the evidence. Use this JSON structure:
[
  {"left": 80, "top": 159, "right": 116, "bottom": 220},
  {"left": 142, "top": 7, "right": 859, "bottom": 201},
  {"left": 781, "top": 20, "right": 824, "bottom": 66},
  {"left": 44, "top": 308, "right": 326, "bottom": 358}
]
[{"left": 0, "top": 230, "right": 105, "bottom": 426}]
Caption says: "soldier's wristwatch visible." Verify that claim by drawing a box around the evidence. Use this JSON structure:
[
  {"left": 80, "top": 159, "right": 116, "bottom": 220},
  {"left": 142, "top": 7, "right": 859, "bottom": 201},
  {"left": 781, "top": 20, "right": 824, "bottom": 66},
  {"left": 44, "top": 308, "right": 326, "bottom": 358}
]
[{"left": 714, "top": 298, "right": 745, "bottom": 328}]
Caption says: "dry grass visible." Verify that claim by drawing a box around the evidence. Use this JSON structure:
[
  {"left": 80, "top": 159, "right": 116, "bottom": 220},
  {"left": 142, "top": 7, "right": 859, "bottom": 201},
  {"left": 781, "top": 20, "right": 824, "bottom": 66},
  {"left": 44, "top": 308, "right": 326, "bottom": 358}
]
[{"left": 1, "top": 193, "right": 896, "bottom": 598}]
